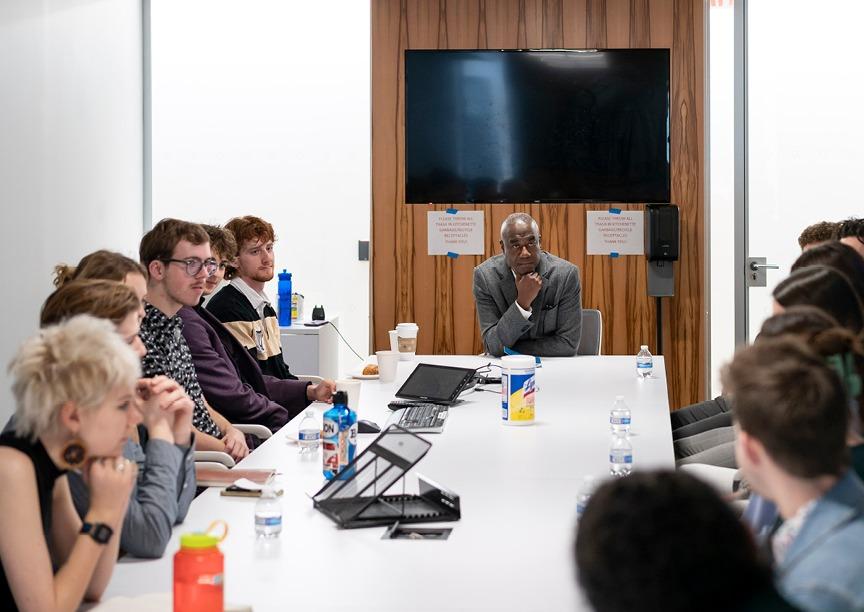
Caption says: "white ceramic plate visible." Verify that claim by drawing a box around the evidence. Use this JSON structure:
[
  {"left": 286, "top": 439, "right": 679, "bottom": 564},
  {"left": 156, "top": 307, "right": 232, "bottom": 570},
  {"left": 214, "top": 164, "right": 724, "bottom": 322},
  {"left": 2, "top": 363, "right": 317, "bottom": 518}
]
[{"left": 351, "top": 359, "right": 380, "bottom": 379}]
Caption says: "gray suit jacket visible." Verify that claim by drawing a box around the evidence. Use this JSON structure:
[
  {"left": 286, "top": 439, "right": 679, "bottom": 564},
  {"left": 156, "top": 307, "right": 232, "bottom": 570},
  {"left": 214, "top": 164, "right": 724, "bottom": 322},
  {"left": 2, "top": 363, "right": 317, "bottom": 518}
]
[
  {"left": 472, "top": 251, "right": 582, "bottom": 357},
  {"left": 778, "top": 470, "right": 864, "bottom": 611}
]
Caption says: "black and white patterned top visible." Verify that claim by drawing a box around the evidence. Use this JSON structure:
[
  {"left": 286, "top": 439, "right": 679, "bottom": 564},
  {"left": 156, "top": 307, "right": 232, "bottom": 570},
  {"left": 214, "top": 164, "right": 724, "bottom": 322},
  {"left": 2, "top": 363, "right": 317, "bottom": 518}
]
[{"left": 139, "top": 303, "right": 222, "bottom": 439}]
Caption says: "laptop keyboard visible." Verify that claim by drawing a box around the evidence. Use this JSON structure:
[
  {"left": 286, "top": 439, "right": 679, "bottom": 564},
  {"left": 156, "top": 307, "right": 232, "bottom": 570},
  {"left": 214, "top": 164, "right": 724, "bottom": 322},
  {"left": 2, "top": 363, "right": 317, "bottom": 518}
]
[{"left": 397, "top": 403, "right": 448, "bottom": 430}]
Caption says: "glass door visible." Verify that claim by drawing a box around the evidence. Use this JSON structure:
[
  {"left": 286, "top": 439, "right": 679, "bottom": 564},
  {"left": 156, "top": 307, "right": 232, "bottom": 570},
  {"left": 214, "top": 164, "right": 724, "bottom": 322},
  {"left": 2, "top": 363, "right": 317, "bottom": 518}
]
[{"left": 738, "top": 0, "right": 864, "bottom": 342}]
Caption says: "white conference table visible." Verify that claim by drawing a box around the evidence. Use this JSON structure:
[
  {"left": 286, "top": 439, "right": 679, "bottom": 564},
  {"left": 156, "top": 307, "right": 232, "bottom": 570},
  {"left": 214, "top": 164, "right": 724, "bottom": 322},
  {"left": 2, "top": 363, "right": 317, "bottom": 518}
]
[{"left": 102, "top": 355, "right": 673, "bottom": 611}]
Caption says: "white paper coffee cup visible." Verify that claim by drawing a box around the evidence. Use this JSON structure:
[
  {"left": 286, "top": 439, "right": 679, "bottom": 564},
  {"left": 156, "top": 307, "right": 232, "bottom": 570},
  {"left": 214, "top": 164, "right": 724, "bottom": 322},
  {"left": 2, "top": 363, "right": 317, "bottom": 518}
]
[
  {"left": 336, "top": 379, "right": 361, "bottom": 411},
  {"left": 375, "top": 350, "right": 399, "bottom": 383},
  {"left": 396, "top": 323, "right": 419, "bottom": 361}
]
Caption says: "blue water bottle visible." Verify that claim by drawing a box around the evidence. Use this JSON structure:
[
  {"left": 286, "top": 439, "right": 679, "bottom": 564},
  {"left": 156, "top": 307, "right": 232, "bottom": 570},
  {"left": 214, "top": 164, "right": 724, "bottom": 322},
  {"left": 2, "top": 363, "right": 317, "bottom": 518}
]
[
  {"left": 277, "top": 270, "right": 292, "bottom": 327},
  {"left": 338, "top": 398, "right": 358, "bottom": 480},
  {"left": 322, "top": 391, "right": 347, "bottom": 480}
]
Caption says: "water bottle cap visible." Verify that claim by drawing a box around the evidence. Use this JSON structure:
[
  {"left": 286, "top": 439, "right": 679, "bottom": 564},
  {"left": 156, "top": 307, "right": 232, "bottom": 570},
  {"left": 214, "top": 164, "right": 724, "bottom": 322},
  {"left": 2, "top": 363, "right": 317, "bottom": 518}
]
[
  {"left": 641, "top": 345, "right": 649, "bottom": 350},
  {"left": 180, "top": 532, "right": 220, "bottom": 549},
  {"left": 615, "top": 395, "right": 624, "bottom": 401},
  {"left": 333, "top": 390, "right": 348, "bottom": 406},
  {"left": 261, "top": 486, "right": 276, "bottom": 498}
]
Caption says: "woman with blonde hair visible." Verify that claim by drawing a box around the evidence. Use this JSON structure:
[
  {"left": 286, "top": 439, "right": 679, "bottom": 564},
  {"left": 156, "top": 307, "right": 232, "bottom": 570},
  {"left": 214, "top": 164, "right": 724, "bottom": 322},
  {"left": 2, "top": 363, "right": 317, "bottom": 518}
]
[
  {"left": 0, "top": 316, "right": 139, "bottom": 610},
  {"left": 39, "top": 279, "right": 196, "bottom": 558}
]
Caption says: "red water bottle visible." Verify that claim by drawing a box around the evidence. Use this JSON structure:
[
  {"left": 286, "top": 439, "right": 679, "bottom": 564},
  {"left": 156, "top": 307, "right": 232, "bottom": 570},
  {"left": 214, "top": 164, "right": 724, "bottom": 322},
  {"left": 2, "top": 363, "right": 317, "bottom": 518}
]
[{"left": 173, "top": 526, "right": 226, "bottom": 612}]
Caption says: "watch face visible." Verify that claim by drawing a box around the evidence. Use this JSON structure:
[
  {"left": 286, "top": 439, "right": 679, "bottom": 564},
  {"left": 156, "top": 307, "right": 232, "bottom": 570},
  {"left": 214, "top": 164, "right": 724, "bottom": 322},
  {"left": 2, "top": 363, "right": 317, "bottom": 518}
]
[
  {"left": 83, "top": 522, "right": 114, "bottom": 544},
  {"left": 92, "top": 524, "right": 113, "bottom": 543}
]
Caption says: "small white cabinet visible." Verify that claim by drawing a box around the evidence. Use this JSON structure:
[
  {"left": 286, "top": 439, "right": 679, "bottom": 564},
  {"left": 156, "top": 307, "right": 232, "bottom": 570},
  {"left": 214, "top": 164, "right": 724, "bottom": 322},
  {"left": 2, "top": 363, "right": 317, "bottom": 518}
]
[{"left": 279, "top": 315, "right": 339, "bottom": 380}]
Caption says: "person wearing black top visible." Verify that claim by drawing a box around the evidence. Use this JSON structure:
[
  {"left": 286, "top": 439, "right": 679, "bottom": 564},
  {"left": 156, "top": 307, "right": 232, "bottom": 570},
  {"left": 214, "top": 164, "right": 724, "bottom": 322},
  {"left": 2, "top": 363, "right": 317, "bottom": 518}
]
[{"left": 0, "top": 316, "right": 139, "bottom": 610}]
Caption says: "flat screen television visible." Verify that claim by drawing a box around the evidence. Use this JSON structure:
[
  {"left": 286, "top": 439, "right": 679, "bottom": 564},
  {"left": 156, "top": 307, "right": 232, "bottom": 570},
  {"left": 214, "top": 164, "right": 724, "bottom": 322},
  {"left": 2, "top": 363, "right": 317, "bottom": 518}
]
[{"left": 405, "top": 49, "right": 670, "bottom": 204}]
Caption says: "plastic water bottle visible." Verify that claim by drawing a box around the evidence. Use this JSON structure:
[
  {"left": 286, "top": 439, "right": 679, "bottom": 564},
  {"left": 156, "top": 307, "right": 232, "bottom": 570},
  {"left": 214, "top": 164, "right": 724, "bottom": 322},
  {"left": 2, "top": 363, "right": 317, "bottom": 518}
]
[
  {"left": 609, "top": 434, "right": 633, "bottom": 477},
  {"left": 576, "top": 475, "right": 598, "bottom": 521},
  {"left": 297, "top": 411, "right": 320, "bottom": 454},
  {"left": 609, "top": 396, "right": 631, "bottom": 435},
  {"left": 254, "top": 487, "right": 282, "bottom": 538},
  {"left": 636, "top": 345, "right": 653, "bottom": 378},
  {"left": 323, "top": 391, "right": 348, "bottom": 480},
  {"left": 174, "top": 532, "right": 224, "bottom": 611},
  {"left": 277, "top": 270, "right": 292, "bottom": 327},
  {"left": 338, "top": 401, "right": 358, "bottom": 478}
]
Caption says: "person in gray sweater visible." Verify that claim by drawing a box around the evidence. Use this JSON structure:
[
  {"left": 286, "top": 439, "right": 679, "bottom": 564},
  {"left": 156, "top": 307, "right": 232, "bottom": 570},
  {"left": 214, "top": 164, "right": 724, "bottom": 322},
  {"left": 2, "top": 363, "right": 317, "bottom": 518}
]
[{"left": 40, "top": 276, "right": 197, "bottom": 558}]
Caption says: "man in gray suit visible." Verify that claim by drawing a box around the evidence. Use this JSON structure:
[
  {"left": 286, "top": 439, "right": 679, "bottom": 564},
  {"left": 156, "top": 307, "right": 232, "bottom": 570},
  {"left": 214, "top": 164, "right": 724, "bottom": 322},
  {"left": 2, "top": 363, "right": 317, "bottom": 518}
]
[{"left": 472, "top": 213, "right": 582, "bottom": 357}]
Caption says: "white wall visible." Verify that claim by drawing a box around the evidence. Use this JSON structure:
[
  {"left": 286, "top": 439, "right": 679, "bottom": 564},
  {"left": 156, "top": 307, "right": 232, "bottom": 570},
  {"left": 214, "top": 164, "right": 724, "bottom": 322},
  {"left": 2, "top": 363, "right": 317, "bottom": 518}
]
[
  {"left": 0, "top": 0, "right": 144, "bottom": 426},
  {"left": 708, "top": 2, "right": 735, "bottom": 397},
  {"left": 150, "top": 0, "right": 371, "bottom": 377}
]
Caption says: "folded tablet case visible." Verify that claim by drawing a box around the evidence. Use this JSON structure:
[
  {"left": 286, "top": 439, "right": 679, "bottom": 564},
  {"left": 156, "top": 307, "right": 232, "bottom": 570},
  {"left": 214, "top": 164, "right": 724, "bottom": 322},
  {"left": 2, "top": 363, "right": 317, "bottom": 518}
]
[{"left": 312, "top": 425, "right": 461, "bottom": 529}]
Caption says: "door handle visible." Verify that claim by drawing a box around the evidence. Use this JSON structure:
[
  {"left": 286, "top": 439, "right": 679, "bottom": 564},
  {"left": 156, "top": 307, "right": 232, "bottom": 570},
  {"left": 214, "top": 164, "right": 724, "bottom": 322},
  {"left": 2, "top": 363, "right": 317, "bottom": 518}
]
[
  {"left": 749, "top": 262, "right": 779, "bottom": 271},
  {"left": 746, "top": 257, "right": 779, "bottom": 288}
]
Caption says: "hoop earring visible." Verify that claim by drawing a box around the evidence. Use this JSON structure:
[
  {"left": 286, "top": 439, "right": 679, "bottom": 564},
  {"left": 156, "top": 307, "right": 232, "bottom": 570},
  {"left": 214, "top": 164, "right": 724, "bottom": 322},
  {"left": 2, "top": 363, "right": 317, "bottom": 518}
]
[{"left": 61, "top": 439, "right": 87, "bottom": 469}]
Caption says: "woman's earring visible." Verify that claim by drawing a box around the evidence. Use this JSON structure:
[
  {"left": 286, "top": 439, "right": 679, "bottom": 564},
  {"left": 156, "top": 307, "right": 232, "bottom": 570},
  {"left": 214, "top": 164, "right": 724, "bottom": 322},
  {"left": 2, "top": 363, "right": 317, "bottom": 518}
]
[{"left": 60, "top": 439, "right": 87, "bottom": 469}]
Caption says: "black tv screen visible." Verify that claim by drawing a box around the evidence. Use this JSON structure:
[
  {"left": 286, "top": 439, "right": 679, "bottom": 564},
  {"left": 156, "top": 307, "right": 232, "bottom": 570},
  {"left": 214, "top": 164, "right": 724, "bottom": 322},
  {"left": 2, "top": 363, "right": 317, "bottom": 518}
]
[{"left": 405, "top": 49, "right": 670, "bottom": 204}]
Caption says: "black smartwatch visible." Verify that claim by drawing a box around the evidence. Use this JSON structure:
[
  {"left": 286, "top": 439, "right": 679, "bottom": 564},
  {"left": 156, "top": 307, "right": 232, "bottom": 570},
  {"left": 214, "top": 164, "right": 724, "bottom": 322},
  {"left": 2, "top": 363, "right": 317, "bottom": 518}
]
[{"left": 81, "top": 522, "right": 114, "bottom": 544}]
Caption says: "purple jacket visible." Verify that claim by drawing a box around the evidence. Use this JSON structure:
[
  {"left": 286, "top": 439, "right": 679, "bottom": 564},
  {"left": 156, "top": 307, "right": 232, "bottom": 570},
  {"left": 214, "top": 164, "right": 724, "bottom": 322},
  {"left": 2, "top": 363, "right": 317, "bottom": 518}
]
[{"left": 178, "top": 304, "right": 310, "bottom": 432}]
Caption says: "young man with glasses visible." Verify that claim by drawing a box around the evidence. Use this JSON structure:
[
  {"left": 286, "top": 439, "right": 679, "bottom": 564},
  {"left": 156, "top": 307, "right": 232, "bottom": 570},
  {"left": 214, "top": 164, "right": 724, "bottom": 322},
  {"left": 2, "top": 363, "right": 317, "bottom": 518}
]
[
  {"left": 179, "top": 225, "right": 331, "bottom": 432},
  {"left": 472, "top": 213, "right": 582, "bottom": 356},
  {"left": 139, "top": 218, "right": 249, "bottom": 461}
]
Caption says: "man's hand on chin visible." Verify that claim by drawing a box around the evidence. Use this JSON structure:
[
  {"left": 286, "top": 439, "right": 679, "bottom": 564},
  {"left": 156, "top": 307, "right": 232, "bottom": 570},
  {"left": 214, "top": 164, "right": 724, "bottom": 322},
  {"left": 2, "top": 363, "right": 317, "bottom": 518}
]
[{"left": 516, "top": 272, "right": 543, "bottom": 311}]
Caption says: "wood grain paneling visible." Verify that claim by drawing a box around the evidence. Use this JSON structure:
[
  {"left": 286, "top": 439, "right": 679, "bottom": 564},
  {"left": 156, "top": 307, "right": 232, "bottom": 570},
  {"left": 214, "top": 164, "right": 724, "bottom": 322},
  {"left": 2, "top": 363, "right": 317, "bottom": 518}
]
[{"left": 371, "top": 0, "right": 705, "bottom": 408}]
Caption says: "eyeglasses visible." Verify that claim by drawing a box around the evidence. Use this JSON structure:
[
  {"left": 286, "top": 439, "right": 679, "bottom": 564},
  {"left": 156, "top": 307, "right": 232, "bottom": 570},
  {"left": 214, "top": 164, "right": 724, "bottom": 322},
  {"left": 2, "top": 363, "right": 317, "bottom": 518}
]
[{"left": 162, "top": 258, "right": 219, "bottom": 277}]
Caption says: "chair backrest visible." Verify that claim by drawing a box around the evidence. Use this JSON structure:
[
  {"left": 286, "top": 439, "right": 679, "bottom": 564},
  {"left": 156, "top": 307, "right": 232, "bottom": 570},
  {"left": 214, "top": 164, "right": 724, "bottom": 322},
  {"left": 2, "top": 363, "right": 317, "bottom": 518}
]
[{"left": 577, "top": 309, "right": 602, "bottom": 356}]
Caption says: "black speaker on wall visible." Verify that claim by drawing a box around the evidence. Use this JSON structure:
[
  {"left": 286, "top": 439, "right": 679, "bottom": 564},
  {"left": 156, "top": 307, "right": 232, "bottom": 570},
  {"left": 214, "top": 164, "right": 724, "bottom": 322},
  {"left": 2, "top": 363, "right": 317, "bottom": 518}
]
[{"left": 645, "top": 204, "right": 679, "bottom": 262}]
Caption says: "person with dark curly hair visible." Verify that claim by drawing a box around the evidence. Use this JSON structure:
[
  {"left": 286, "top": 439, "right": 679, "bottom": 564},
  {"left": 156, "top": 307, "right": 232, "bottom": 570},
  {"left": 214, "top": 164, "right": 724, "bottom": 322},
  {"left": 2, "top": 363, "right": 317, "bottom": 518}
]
[
  {"left": 575, "top": 470, "right": 796, "bottom": 612},
  {"left": 797, "top": 220, "right": 839, "bottom": 250},
  {"left": 834, "top": 217, "right": 864, "bottom": 259}
]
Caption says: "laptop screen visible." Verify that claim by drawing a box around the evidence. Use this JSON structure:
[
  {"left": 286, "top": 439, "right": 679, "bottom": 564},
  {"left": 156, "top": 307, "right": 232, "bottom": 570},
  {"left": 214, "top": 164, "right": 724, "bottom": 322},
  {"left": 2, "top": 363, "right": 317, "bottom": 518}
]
[{"left": 395, "top": 364, "right": 476, "bottom": 403}]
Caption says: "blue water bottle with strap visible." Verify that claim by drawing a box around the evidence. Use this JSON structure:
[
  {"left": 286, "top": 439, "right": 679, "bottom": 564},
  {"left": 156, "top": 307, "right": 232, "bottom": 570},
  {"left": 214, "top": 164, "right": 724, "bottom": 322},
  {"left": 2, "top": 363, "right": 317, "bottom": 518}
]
[{"left": 277, "top": 270, "right": 292, "bottom": 327}]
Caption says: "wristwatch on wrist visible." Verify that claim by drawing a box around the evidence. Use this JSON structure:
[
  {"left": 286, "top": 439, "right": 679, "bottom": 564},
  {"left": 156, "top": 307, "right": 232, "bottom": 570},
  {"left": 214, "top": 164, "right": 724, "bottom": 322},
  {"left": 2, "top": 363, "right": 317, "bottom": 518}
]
[{"left": 80, "top": 522, "right": 114, "bottom": 544}]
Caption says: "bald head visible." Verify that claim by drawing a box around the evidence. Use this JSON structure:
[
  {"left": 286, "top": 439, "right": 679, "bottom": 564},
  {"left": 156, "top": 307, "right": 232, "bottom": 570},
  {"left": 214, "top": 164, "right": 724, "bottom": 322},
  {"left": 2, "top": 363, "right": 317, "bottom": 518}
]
[
  {"left": 500, "top": 213, "right": 540, "bottom": 242},
  {"left": 500, "top": 213, "right": 542, "bottom": 275}
]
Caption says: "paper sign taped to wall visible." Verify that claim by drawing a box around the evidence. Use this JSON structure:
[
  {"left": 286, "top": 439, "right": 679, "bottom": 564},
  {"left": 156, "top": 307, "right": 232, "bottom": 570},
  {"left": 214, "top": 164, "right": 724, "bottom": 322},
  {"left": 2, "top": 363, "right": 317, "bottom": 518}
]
[
  {"left": 427, "top": 211, "right": 484, "bottom": 255},
  {"left": 586, "top": 211, "right": 644, "bottom": 255}
]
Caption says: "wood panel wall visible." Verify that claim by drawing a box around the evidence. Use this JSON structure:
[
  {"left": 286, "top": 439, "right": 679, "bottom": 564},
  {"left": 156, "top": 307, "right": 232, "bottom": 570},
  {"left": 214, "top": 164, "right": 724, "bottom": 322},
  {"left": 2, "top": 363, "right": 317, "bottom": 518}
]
[{"left": 371, "top": 0, "right": 704, "bottom": 408}]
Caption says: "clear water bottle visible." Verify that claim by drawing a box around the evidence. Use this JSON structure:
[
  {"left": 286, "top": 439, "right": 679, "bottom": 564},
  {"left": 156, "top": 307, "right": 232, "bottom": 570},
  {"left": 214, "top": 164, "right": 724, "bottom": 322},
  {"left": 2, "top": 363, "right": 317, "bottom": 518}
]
[
  {"left": 576, "top": 475, "right": 598, "bottom": 521},
  {"left": 609, "top": 395, "right": 631, "bottom": 435},
  {"left": 609, "top": 434, "right": 633, "bottom": 477},
  {"left": 254, "top": 487, "right": 282, "bottom": 538},
  {"left": 297, "top": 411, "right": 320, "bottom": 454},
  {"left": 636, "top": 345, "right": 653, "bottom": 378}
]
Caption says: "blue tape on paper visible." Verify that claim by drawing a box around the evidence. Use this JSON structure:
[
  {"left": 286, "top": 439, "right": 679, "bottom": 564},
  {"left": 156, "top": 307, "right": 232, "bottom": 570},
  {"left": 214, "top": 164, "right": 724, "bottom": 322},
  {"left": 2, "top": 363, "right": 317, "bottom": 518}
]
[
  {"left": 446, "top": 251, "right": 459, "bottom": 259},
  {"left": 610, "top": 252, "right": 620, "bottom": 258},
  {"left": 609, "top": 208, "right": 622, "bottom": 215},
  {"left": 446, "top": 208, "right": 458, "bottom": 214}
]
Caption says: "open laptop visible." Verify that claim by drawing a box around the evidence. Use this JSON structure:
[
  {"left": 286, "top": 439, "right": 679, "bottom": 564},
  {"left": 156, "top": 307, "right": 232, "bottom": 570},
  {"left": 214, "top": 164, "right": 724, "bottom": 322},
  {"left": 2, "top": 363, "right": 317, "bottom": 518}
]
[{"left": 385, "top": 363, "right": 476, "bottom": 433}]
